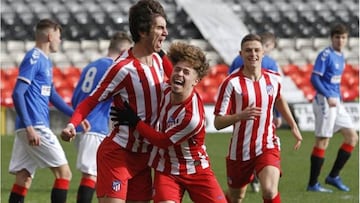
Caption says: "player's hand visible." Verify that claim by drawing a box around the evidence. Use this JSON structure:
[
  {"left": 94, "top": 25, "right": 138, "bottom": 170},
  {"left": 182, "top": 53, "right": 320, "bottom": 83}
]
[
  {"left": 327, "top": 97, "right": 337, "bottom": 107},
  {"left": 110, "top": 102, "right": 140, "bottom": 127},
  {"left": 61, "top": 123, "right": 76, "bottom": 142},
  {"left": 81, "top": 119, "right": 91, "bottom": 132},
  {"left": 26, "top": 126, "right": 41, "bottom": 146},
  {"left": 240, "top": 103, "right": 261, "bottom": 121},
  {"left": 291, "top": 126, "right": 302, "bottom": 150}
]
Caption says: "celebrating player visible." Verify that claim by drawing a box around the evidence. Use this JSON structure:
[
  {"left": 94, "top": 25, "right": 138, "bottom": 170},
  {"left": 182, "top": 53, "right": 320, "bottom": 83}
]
[
  {"left": 69, "top": 31, "right": 132, "bottom": 203},
  {"left": 213, "top": 34, "right": 302, "bottom": 203},
  {"left": 61, "top": 0, "right": 170, "bottom": 202}
]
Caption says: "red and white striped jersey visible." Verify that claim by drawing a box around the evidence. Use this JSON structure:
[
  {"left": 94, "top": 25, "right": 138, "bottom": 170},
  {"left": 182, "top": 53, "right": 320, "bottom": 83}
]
[
  {"left": 70, "top": 49, "right": 166, "bottom": 153},
  {"left": 149, "top": 83, "right": 210, "bottom": 175},
  {"left": 214, "top": 69, "right": 281, "bottom": 161}
]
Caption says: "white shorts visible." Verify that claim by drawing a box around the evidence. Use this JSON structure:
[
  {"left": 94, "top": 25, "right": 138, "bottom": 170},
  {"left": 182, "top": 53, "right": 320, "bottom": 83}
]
[
  {"left": 9, "top": 127, "right": 68, "bottom": 177},
  {"left": 312, "top": 94, "right": 354, "bottom": 137},
  {"left": 74, "top": 132, "right": 106, "bottom": 176}
]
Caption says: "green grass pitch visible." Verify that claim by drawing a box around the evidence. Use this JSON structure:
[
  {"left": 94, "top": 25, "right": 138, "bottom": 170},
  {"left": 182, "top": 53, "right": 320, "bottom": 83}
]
[{"left": 1, "top": 130, "right": 359, "bottom": 203}]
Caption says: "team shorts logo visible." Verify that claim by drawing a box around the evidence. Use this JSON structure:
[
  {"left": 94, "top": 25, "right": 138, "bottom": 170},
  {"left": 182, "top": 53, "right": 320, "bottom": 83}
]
[
  {"left": 266, "top": 85, "right": 274, "bottom": 96},
  {"left": 112, "top": 180, "right": 121, "bottom": 192}
]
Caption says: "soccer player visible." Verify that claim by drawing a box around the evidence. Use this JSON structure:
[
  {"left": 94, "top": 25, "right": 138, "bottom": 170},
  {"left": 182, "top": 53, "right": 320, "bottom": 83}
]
[
  {"left": 228, "top": 32, "right": 282, "bottom": 193},
  {"left": 61, "top": 1, "right": 170, "bottom": 202},
  {"left": 110, "top": 42, "right": 227, "bottom": 203},
  {"left": 8, "top": 19, "right": 85, "bottom": 203},
  {"left": 213, "top": 34, "right": 303, "bottom": 203},
  {"left": 306, "top": 23, "right": 358, "bottom": 193},
  {"left": 70, "top": 32, "right": 132, "bottom": 203},
  {"left": 228, "top": 32, "right": 279, "bottom": 74}
]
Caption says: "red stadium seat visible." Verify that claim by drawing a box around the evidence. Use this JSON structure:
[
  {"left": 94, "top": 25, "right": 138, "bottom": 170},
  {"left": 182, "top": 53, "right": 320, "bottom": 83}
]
[
  {"left": 281, "top": 64, "right": 298, "bottom": 76},
  {"left": 1, "top": 88, "right": 14, "bottom": 107},
  {"left": 57, "top": 87, "right": 73, "bottom": 105}
]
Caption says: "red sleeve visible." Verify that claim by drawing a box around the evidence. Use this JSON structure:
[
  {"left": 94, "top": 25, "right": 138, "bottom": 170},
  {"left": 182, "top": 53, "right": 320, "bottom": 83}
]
[
  {"left": 69, "top": 96, "right": 98, "bottom": 127},
  {"left": 162, "top": 54, "right": 173, "bottom": 78},
  {"left": 136, "top": 121, "right": 173, "bottom": 148}
]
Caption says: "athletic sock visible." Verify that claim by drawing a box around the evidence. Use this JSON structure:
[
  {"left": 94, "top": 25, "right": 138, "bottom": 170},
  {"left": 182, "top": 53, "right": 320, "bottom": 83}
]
[
  {"left": 309, "top": 147, "right": 325, "bottom": 186},
  {"left": 263, "top": 193, "right": 281, "bottom": 203},
  {"left": 329, "top": 143, "right": 354, "bottom": 178},
  {"left": 51, "top": 178, "right": 70, "bottom": 203},
  {"left": 9, "top": 184, "right": 28, "bottom": 203},
  {"left": 77, "top": 177, "right": 96, "bottom": 203}
]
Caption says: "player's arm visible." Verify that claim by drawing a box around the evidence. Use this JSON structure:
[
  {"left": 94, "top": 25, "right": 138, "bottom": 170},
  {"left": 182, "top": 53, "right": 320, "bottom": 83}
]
[
  {"left": 311, "top": 73, "right": 337, "bottom": 107},
  {"left": 12, "top": 80, "right": 40, "bottom": 146},
  {"left": 49, "top": 84, "right": 73, "bottom": 117},
  {"left": 110, "top": 103, "right": 173, "bottom": 148},
  {"left": 214, "top": 104, "right": 262, "bottom": 130},
  {"left": 311, "top": 73, "right": 330, "bottom": 98},
  {"left": 274, "top": 95, "right": 302, "bottom": 150}
]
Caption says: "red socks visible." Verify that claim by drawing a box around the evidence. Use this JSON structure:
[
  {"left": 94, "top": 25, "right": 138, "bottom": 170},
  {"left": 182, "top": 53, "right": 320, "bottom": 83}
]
[
  {"left": 53, "top": 178, "right": 70, "bottom": 190},
  {"left": 341, "top": 143, "right": 354, "bottom": 153},
  {"left": 80, "top": 177, "right": 96, "bottom": 189},
  {"left": 11, "top": 184, "right": 28, "bottom": 196},
  {"left": 263, "top": 193, "right": 281, "bottom": 203},
  {"left": 312, "top": 147, "right": 325, "bottom": 158}
]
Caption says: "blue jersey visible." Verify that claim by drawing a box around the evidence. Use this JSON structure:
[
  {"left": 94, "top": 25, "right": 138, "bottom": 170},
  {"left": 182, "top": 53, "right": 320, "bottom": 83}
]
[
  {"left": 14, "top": 48, "right": 53, "bottom": 129},
  {"left": 71, "top": 57, "right": 114, "bottom": 135},
  {"left": 312, "top": 47, "right": 344, "bottom": 98},
  {"left": 228, "top": 55, "right": 279, "bottom": 74}
]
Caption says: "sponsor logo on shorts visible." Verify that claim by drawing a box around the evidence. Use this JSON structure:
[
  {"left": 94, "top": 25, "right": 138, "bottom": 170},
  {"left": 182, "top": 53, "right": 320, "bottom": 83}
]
[{"left": 112, "top": 180, "right": 121, "bottom": 192}]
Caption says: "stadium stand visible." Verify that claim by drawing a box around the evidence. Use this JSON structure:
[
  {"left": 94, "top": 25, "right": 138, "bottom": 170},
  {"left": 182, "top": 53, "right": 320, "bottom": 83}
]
[{"left": 1, "top": 0, "right": 359, "bottom": 107}]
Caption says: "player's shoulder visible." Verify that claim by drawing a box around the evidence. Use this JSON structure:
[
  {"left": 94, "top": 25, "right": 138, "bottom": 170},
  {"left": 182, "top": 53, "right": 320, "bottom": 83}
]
[{"left": 317, "top": 46, "right": 334, "bottom": 60}]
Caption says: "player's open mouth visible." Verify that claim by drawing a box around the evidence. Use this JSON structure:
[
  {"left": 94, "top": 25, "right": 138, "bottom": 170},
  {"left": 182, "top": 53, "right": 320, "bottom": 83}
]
[{"left": 173, "top": 79, "right": 184, "bottom": 86}]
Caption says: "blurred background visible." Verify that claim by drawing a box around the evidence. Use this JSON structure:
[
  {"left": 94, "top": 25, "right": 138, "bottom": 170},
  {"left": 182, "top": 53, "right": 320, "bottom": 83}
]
[{"left": 1, "top": 0, "right": 359, "bottom": 134}]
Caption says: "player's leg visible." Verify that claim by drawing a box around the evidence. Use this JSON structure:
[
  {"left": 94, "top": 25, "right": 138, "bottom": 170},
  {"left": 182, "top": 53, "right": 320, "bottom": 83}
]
[
  {"left": 96, "top": 137, "right": 127, "bottom": 203},
  {"left": 8, "top": 130, "right": 37, "bottom": 203},
  {"left": 255, "top": 148, "right": 281, "bottom": 203},
  {"left": 9, "top": 170, "right": 32, "bottom": 203},
  {"left": 152, "top": 172, "right": 184, "bottom": 203},
  {"left": 325, "top": 104, "right": 358, "bottom": 191},
  {"left": 227, "top": 186, "right": 247, "bottom": 203},
  {"left": 33, "top": 127, "right": 72, "bottom": 203},
  {"left": 50, "top": 164, "right": 72, "bottom": 203},
  {"left": 126, "top": 161, "right": 152, "bottom": 203},
  {"left": 250, "top": 174, "right": 260, "bottom": 193},
  {"left": 75, "top": 133, "right": 104, "bottom": 202},
  {"left": 226, "top": 157, "right": 254, "bottom": 203},
  {"left": 185, "top": 168, "right": 227, "bottom": 203},
  {"left": 307, "top": 95, "right": 334, "bottom": 192},
  {"left": 257, "top": 166, "right": 280, "bottom": 203}
]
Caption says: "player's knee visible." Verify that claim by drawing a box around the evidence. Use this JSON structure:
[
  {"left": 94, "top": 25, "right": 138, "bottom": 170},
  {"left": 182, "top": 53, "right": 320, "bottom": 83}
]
[
  {"left": 52, "top": 164, "right": 72, "bottom": 180},
  {"left": 228, "top": 188, "right": 246, "bottom": 202},
  {"left": 261, "top": 189, "right": 277, "bottom": 200}
]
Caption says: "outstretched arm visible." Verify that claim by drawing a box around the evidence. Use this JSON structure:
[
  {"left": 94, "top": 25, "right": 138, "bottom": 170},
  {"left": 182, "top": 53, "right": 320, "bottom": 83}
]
[{"left": 274, "top": 95, "right": 302, "bottom": 150}]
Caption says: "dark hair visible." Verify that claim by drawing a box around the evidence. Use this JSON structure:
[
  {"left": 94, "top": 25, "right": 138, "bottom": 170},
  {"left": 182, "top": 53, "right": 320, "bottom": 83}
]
[
  {"left": 241, "top": 34, "right": 262, "bottom": 49},
  {"left": 108, "top": 31, "right": 133, "bottom": 52},
  {"left": 129, "top": 0, "right": 166, "bottom": 43},
  {"left": 259, "top": 32, "right": 276, "bottom": 47},
  {"left": 168, "top": 42, "right": 209, "bottom": 80},
  {"left": 36, "top": 19, "right": 62, "bottom": 33},
  {"left": 330, "top": 24, "right": 349, "bottom": 37}
]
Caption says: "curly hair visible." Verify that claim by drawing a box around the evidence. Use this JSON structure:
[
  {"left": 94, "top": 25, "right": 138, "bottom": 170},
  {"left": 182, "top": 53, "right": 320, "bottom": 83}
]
[{"left": 167, "top": 42, "right": 209, "bottom": 80}]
